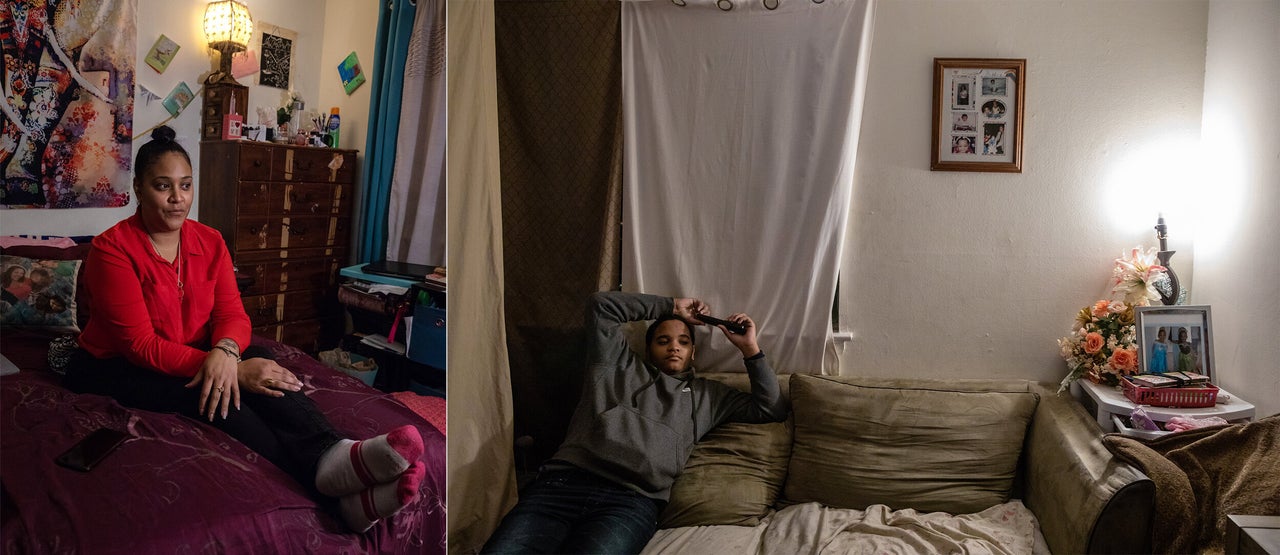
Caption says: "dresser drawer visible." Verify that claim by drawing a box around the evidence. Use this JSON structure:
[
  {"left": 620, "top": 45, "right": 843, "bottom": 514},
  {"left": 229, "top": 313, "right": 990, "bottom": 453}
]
[
  {"left": 243, "top": 290, "right": 328, "bottom": 327},
  {"left": 234, "top": 216, "right": 349, "bottom": 251},
  {"left": 234, "top": 217, "right": 282, "bottom": 251},
  {"left": 273, "top": 148, "right": 355, "bottom": 183},
  {"left": 238, "top": 144, "right": 273, "bottom": 180},
  {"left": 235, "top": 246, "right": 348, "bottom": 265},
  {"left": 240, "top": 257, "right": 343, "bottom": 295},
  {"left": 237, "top": 183, "right": 272, "bottom": 216},
  {"left": 278, "top": 183, "right": 347, "bottom": 216},
  {"left": 282, "top": 216, "right": 349, "bottom": 249}
]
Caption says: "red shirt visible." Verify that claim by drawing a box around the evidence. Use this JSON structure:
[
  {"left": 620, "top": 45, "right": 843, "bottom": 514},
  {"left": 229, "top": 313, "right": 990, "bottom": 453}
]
[{"left": 78, "top": 214, "right": 252, "bottom": 377}]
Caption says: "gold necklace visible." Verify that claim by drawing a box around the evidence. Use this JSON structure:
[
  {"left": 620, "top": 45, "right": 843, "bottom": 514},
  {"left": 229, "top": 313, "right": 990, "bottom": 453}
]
[{"left": 148, "top": 233, "right": 184, "bottom": 300}]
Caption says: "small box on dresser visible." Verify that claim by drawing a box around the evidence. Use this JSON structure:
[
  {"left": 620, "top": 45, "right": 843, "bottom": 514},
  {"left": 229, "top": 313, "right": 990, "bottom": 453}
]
[{"left": 199, "top": 140, "right": 358, "bottom": 353}]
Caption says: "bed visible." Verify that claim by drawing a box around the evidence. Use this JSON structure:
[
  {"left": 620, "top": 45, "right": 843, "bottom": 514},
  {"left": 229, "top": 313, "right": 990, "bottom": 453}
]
[{"left": 0, "top": 240, "right": 446, "bottom": 554}]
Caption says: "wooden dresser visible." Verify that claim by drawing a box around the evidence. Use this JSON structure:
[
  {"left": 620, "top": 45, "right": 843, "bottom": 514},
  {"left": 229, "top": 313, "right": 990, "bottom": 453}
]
[{"left": 198, "top": 141, "right": 357, "bottom": 353}]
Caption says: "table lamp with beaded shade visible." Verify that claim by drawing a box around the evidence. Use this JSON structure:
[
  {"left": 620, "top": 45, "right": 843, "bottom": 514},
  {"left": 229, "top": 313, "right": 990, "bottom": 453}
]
[{"left": 201, "top": 0, "right": 253, "bottom": 140}]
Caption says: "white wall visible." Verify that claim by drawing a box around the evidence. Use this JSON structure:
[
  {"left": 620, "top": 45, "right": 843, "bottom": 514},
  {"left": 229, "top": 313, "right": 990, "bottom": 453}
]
[
  {"left": 839, "top": 1, "right": 1211, "bottom": 383},
  {"left": 1192, "top": 0, "right": 1280, "bottom": 418},
  {"left": 0, "top": 0, "right": 376, "bottom": 237},
  {"left": 318, "top": 0, "right": 380, "bottom": 154}
]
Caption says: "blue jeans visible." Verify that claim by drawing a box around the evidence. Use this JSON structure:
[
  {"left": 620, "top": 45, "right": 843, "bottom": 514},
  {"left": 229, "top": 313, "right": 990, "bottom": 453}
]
[{"left": 482, "top": 467, "right": 661, "bottom": 554}]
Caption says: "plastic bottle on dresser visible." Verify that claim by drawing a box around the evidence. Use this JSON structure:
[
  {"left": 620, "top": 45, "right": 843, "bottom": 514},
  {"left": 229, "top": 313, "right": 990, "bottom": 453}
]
[{"left": 326, "top": 108, "right": 341, "bottom": 148}]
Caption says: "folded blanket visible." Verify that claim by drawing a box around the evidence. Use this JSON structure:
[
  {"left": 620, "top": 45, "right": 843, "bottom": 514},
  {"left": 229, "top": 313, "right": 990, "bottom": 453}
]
[{"left": 1103, "top": 415, "right": 1280, "bottom": 554}]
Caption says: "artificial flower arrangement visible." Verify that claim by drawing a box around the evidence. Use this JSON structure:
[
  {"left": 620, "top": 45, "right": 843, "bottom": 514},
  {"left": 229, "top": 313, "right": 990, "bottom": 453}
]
[{"left": 1057, "top": 247, "right": 1169, "bottom": 393}]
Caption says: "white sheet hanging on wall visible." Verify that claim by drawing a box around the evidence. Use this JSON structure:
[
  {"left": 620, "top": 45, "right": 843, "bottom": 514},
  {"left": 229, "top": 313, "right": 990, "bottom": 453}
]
[
  {"left": 386, "top": 0, "right": 447, "bottom": 265},
  {"left": 621, "top": 0, "right": 874, "bottom": 374},
  {"left": 446, "top": 0, "right": 515, "bottom": 551}
]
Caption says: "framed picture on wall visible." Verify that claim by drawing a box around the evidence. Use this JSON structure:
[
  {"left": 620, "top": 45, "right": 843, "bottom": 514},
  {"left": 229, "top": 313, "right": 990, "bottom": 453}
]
[
  {"left": 931, "top": 58, "right": 1025, "bottom": 173},
  {"left": 1135, "top": 305, "right": 1215, "bottom": 380}
]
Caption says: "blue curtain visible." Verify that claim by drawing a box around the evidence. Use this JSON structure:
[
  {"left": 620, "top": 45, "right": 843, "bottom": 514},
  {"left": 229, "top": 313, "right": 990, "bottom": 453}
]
[{"left": 357, "top": 0, "right": 418, "bottom": 263}]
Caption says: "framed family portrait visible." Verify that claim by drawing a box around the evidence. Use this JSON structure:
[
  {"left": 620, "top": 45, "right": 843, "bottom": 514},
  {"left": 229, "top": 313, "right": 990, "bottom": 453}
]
[
  {"left": 1135, "top": 305, "right": 1215, "bottom": 380},
  {"left": 931, "top": 58, "right": 1025, "bottom": 173}
]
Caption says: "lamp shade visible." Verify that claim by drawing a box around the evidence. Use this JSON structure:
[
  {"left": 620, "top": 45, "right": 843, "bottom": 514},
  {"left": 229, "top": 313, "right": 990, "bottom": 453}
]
[{"left": 204, "top": 0, "right": 253, "bottom": 52}]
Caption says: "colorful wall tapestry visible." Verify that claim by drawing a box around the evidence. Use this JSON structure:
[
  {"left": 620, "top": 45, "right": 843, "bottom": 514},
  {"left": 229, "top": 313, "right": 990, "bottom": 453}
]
[{"left": 1, "top": 0, "right": 137, "bottom": 209}]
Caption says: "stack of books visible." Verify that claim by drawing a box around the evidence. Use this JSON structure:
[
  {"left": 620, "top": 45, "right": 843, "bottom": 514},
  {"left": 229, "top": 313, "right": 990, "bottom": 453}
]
[{"left": 1126, "top": 371, "right": 1211, "bottom": 389}]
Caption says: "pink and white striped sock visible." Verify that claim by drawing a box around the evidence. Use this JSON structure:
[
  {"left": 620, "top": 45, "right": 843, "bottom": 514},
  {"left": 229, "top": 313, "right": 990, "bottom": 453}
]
[
  {"left": 315, "top": 425, "right": 423, "bottom": 497},
  {"left": 339, "top": 461, "right": 426, "bottom": 533}
]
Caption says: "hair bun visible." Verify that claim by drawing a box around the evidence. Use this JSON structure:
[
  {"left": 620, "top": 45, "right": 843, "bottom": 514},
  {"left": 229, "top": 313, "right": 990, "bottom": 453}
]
[{"left": 151, "top": 125, "right": 177, "bottom": 143}]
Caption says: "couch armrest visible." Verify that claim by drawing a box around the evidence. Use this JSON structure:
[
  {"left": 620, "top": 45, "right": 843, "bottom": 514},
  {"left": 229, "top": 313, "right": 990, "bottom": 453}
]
[{"left": 1024, "top": 384, "right": 1154, "bottom": 554}]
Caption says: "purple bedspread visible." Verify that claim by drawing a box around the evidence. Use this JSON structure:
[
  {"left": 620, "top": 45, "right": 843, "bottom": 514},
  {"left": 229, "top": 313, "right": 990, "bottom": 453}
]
[{"left": 0, "top": 331, "right": 445, "bottom": 554}]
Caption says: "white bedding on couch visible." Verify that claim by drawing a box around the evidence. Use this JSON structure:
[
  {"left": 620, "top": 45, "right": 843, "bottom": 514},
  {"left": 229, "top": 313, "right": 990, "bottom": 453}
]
[{"left": 644, "top": 501, "right": 1051, "bottom": 555}]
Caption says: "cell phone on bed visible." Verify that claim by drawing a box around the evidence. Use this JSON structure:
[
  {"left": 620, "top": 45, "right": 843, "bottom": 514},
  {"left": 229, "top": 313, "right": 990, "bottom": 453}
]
[{"left": 55, "top": 427, "right": 130, "bottom": 472}]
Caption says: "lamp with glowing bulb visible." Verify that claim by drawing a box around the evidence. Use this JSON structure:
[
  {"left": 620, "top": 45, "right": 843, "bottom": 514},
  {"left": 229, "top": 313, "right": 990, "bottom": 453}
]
[{"left": 201, "top": 0, "right": 253, "bottom": 140}]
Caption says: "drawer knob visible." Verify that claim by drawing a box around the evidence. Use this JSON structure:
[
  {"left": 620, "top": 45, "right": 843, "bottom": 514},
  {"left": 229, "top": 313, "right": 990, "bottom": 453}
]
[{"left": 435, "top": 319, "right": 445, "bottom": 328}]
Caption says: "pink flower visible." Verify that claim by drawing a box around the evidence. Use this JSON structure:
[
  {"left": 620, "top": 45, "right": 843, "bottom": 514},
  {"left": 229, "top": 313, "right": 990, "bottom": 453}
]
[
  {"left": 1084, "top": 332, "right": 1105, "bottom": 354},
  {"left": 1109, "top": 348, "right": 1138, "bottom": 373}
]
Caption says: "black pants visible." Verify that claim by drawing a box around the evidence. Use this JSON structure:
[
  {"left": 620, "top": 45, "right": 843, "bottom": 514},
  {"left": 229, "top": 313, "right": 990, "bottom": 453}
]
[{"left": 63, "top": 346, "right": 344, "bottom": 489}]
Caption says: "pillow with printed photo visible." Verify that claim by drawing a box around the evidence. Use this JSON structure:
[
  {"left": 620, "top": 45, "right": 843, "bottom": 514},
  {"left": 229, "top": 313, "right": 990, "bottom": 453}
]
[{"left": 1, "top": 255, "right": 83, "bottom": 332}]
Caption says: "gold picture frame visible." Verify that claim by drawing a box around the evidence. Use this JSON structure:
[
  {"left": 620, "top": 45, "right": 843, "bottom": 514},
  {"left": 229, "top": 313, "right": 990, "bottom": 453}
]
[{"left": 931, "top": 58, "right": 1025, "bottom": 173}]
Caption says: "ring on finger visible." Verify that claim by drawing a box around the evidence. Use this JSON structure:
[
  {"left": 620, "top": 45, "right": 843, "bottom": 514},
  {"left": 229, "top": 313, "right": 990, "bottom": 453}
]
[
  {"left": 216, "top": 386, "right": 224, "bottom": 392},
  {"left": 265, "top": 378, "right": 274, "bottom": 386}
]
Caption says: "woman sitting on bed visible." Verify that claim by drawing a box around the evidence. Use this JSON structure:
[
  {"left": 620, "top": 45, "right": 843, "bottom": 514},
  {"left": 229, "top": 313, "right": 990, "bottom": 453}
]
[{"left": 64, "top": 126, "right": 422, "bottom": 533}]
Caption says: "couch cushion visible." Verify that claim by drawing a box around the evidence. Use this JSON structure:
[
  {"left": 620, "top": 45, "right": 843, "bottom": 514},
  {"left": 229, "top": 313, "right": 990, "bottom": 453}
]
[
  {"left": 659, "top": 418, "right": 791, "bottom": 527},
  {"left": 658, "top": 372, "right": 793, "bottom": 528},
  {"left": 783, "top": 374, "right": 1039, "bottom": 515}
]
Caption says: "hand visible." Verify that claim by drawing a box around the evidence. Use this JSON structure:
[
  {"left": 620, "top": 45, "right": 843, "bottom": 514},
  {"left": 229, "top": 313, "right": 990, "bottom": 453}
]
[
  {"left": 673, "top": 297, "right": 710, "bottom": 326},
  {"left": 717, "top": 313, "right": 761, "bottom": 358},
  {"left": 185, "top": 349, "right": 241, "bottom": 421},
  {"left": 237, "top": 358, "right": 303, "bottom": 398}
]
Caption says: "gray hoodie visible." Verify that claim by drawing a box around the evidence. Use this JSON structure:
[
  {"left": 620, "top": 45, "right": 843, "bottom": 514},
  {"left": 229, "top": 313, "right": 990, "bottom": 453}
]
[{"left": 547, "top": 292, "right": 789, "bottom": 501}]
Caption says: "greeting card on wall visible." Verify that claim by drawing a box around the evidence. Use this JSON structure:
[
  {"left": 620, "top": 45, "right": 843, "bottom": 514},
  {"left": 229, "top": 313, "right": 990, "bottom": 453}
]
[
  {"left": 931, "top": 58, "right": 1025, "bottom": 173},
  {"left": 258, "top": 23, "right": 297, "bottom": 89},
  {"left": 144, "top": 34, "right": 180, "bottom": 74},
  {"left": 162, "top": 82, "right": 195, "bottom": 117},
  {"left": 0, "top": 0, "right": 136, "bottom": 209},
  {"left": 232, "top": 49, "right": 260, "bottom": 80}
]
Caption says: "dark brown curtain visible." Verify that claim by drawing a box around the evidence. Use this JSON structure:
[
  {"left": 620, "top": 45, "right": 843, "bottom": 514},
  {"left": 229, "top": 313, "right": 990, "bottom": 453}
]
[{"left": 495, "top": 1, "right": 622, "bottom": 466}]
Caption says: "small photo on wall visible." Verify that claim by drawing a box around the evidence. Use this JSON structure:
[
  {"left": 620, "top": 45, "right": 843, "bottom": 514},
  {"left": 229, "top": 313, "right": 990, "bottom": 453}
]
[
  {"left": 982, "top": 123, "right": 1006, "bottom": 155},
  {"left": 981, "top": 99, "right": 1006, "bottom": 119},
  {"left": 982, "top": 76, "right": 1008, "bottom": 96},
  {"left": 952, "top": 112, "right": 977, "bottom": 132},
  {"left": 951, "top": 135, "right": 977, "bottom": 154},
  {"left": 951, "top": 78, "right": 975, "bottom": 110}
]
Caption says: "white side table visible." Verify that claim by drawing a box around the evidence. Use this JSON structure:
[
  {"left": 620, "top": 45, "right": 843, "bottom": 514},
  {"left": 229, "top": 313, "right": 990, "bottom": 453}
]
[{"left": 1072, "top": 379, "right": 1255, "bottom": 433}]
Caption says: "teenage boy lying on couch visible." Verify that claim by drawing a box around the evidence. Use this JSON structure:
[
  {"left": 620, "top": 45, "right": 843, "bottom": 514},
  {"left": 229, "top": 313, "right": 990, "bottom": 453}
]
[{"left": 483, "top": 291, "right": 789, "bottom": 554}]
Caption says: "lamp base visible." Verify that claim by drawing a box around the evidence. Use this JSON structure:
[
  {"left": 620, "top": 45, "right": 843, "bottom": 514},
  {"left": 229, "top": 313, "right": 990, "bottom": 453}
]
[
  {"left": 1157, "top": 250, "right": 1181, "bottom": 306},
  {"left": 202, "top": 82, "right": 248, "bottom": 141}
]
